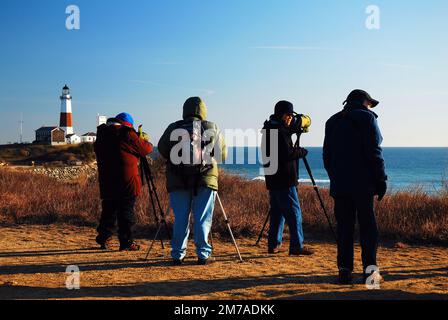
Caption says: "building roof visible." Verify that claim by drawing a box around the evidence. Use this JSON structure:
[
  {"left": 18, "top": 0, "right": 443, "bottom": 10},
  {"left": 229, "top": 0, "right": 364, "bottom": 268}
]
[
  {"left": 36, "top": 126, "right": 58, "bottom": 133},
  {"left": 82, "top": 132, "right": 96, "bottom": 137},
  {"left": 66, "top": 134, "right": 80, "bottom": 138}
]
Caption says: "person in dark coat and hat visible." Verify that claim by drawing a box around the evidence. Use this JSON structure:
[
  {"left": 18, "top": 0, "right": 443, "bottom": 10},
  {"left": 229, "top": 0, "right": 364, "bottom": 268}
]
[
  {"left": 261, "top": 101, "right": 315, "bottom": 256},
  {"left": 323, "top": 90, "right": 387, "bottom": 284}
]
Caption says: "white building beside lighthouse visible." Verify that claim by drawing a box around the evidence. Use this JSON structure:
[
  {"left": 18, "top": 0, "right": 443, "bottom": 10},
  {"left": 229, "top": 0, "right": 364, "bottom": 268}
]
[{"left": 60, "top": 84, "right": 74, "bottom": 136}]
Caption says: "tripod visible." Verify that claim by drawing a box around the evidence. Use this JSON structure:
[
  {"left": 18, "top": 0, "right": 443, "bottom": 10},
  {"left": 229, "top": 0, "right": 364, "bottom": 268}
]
[{"left": 140, "top": 157, "right": 172, "bottom": 260}]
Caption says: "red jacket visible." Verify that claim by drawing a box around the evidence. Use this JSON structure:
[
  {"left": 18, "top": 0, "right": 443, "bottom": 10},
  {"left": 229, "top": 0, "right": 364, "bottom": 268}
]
[{"left": 94, "top": 121, "right": 153, "bottom": 199}]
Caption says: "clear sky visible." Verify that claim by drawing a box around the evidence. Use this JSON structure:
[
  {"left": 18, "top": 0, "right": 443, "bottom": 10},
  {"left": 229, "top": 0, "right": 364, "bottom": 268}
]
[{"left": 0, "top": 0, "right": 447, "bottom": 146}]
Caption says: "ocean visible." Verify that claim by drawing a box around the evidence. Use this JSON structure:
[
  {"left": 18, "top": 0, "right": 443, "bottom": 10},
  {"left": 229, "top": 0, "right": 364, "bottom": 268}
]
[{"left": 221, "top": 147, "right": 448, "bottom": 194}]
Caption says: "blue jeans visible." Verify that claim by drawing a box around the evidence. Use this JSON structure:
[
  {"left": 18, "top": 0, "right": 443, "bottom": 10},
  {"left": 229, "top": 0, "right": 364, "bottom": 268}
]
[
  {"left": 169, "top": 187, "right": 216, "bottom": 260},
  {"left": 268, "top": 186, "right": 305, "bottom": 251}
]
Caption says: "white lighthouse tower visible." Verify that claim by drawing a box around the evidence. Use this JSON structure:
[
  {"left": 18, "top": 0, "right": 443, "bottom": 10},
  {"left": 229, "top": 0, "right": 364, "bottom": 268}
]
[{"left": 59, "top": 84, "right": 74, "bottom": 135}]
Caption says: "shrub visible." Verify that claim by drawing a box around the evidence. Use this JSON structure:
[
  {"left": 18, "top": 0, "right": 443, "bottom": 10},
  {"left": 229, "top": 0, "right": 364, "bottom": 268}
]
[{"left": 19, "top": 149, "right": 30, "bottom": 157}]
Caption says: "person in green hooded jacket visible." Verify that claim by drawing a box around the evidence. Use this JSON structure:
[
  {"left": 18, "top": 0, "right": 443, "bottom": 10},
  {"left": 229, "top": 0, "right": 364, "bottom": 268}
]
[{"left": 158, "top": 97, "right": 227, "bottom": 265}]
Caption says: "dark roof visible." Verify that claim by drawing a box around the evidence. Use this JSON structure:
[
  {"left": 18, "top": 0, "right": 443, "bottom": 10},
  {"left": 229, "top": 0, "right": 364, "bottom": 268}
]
[
  {"left": 82, "top": 132, "right": 96, "bottom": 137},
  {"left": 36, "top": 126, "right": 58, "bottom": 132},
  {"left": 63, "top": 84, "right": 69, "bottom": 90}
]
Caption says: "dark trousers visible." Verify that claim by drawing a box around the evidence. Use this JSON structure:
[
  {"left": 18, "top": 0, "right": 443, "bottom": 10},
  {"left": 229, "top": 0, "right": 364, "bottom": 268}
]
[
  {"left": 334, "top": 195, "right": 378, "bottom": 272},
  {"left": 97, "top": 197, "right": 137, "bottom": 245}
]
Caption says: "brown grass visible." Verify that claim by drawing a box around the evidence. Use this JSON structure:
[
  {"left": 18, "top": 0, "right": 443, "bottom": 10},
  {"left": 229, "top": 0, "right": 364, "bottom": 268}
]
[{"left": 1, "top": 157, "right": 447, "bottom": 244}]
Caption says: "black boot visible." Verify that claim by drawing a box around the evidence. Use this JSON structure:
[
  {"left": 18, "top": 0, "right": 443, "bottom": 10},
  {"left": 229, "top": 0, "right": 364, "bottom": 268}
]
[
  {"left": 338, "top": 268, "right": 353, "bottom": 285},
  {"left": 119, "top": 240, "right": 140, "bottom": 251},
  {"left": 172, "top": 258, "right": 184, "bottom": 266},
  {"left": 197, "top": 258, "right": 214, "bottom": 265},
  {"left": 96, "top": 234, "right": 113, "bottom": 250},
  {"left": 289, "top": 246, "right": 314, "bottom": 256}
]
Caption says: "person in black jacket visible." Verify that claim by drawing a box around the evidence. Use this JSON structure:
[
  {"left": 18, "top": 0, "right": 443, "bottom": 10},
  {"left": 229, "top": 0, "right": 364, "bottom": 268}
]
[
  {"left": 261, "top": 101, "right": 314, "bottom": 256},
  {"left": 323, "top": 89, "right": 387, "bottom": 284}
]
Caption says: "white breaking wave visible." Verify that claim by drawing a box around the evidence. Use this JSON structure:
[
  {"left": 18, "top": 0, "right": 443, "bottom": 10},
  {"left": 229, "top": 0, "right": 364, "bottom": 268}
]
[
  {"left": 299, "top": 179, "right": 331, "bottom": 184},
  {"left": 252, "top": 176, "right": 330, "bottom": 184}
]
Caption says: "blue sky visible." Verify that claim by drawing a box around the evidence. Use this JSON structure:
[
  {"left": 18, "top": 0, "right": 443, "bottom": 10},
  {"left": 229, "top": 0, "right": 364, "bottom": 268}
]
[{"left": 0, "top": 0, "right": 447, "bottom": 146}]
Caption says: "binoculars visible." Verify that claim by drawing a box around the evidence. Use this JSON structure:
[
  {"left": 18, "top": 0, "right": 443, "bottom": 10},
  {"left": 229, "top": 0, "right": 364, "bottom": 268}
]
[{"left": 290, "top": 113, "right": 312, "bottom": 134}]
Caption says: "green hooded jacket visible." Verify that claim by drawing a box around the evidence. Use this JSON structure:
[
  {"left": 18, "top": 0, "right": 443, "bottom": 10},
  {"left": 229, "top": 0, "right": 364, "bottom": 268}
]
[{"left": 158, "top": 97, "right": 227, "bottom": 193}]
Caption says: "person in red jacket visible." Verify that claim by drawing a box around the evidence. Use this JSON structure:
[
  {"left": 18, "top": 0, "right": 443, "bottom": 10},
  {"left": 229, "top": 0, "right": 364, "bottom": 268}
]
[{"left": 94, "top": 112, "right": 153, "bottom": 251}]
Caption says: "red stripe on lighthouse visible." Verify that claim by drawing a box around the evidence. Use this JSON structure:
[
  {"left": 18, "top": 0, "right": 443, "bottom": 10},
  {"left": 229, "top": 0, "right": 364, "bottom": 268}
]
[{"left": 60, "top": 113, "right": 73, "bottom": 127}]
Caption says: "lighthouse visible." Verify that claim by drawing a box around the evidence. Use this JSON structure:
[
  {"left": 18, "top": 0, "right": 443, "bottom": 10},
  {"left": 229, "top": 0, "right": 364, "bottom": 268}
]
[{"left": 59, "top": 84, "right": 74, "bottom": 135}]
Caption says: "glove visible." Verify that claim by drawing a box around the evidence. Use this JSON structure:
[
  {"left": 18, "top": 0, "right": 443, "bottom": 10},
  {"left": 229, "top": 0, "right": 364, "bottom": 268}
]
[
  {"left": 375, "top": 180, "right": 387, "bottom": 201},
  {"left": 138, "top": 125, "right": 150, "bottom": 142},
  {"left": 141, "top": 132, "right": 150, "bottom": 142}
]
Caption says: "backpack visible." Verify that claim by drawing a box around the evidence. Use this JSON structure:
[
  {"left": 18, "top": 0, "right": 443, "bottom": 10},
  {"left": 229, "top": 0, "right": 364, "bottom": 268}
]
[{"left": 169, "top": 119, "right": 214, "bottom": 191}]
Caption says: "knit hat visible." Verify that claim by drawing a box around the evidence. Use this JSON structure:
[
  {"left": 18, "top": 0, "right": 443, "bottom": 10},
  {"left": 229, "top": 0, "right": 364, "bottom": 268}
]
[{"left": 115, "top": 112, "right": 135, "bottom": 127}]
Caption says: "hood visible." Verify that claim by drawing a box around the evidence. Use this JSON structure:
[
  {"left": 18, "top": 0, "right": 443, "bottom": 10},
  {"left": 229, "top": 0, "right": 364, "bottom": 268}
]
[{"left": 183, "top": 97, "right": 207, "bottom": 121}]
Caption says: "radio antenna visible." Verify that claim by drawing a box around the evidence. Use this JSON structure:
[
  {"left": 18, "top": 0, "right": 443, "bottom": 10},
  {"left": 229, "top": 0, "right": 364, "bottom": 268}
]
[{"left": 19, "top": 112, "right": 24, "bottom": 144}]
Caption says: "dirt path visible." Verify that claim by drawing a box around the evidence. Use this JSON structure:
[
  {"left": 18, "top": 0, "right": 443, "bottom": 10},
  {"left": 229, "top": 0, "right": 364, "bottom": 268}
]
[{"left": 0, "top": 225, "right": 447, "bottom": 300}]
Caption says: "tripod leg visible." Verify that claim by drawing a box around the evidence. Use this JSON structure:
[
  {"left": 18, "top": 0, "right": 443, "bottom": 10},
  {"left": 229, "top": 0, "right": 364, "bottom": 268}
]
[
  {"left": 302, "top": 157, "right": 338, "bottom": 241},
  {"left": 209, "top": 227, "right": 214, "bottom": 249},
  {"left": 144, "top": 222, "right": 164, "bottom": 261},
  {"left": 141, "top": 157, "right": 171, "bottom": 241},
  {"left": 149, "top": 189, "right": 165, "bottom": 249},
  {"left": 142, "top": 160, "right": 165, "bottom": 249},
  {"left": 148, "top": 174, "right": 172, "bottom": 240},
  {"left": 255, "top": 208, "right": 270, "bottom": 246},
  {"left": 216, "top": 194, "right": 243, "bottom": 263},
  {"left": 143, "top": 205, "right": 171, "bottom": 261}
]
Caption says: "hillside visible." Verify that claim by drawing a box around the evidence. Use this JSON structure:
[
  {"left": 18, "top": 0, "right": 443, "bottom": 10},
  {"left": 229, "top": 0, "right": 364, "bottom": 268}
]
[{"left": 0, "top": 143, "right": 95, "bottom": 166}]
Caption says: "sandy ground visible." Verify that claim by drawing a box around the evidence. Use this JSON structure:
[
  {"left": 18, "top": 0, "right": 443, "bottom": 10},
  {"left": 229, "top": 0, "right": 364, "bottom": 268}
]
[{"left": 0, "top": 225, "right": 447, "bottom": 300}]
